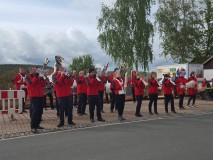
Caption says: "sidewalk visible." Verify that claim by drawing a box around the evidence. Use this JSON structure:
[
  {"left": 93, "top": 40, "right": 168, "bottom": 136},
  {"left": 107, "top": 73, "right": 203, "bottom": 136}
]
[{"left": 0, "top": 98, "right": 213, "bottom": 140}]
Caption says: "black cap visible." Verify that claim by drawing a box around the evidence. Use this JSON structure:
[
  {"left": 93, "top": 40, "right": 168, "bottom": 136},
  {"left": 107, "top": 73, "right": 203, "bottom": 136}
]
[
  {"left": 114, "top": 68, "right": 119, "bottom": 72},
  {"left": 89, "top": 68, "right": 95, "bottom": 73}
]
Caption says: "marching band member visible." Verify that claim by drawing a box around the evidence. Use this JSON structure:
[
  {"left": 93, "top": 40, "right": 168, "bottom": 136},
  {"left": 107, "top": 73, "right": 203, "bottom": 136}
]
[
  {"left": 130, "top": 70, "right": 136, "bottom": 103},
  {"left": 148, "top": 72, "right": 159, "bottom": 114},
  {"left": 13, "top": 67, "right": 28, "bottom": 113},
  {"left": 53, "top": 67, "right": 75, "bottom": 127},
  {"left": 72, "top": 70, "right": 78, "bottom": 108},
  {"left": 111, "top": 69, "right": 126, "bottom": 121},
  {"left": 86, "top": 68, "right": 105, "bottom": 123},
  {"left": 109, "top": 68, "right": 118, "bottom": 113},
  {"left": 25, "top": 66, "right": 46, "bottom": 133},
  {"left": 104, "top": 71, "right": 110, "bottom": 103},
  {"left": 134, "top": 73, "right": 146, "bottom": 117},
  {"left": 43, "top": 74, "right": 54, "bottom": 110},
  {"left": 76, "top": 71, "right": 87, "bottom": 116},
  {"left": 162, "top": 74, "right": 177, "bottom": 113},
  {"left": 186, "top": 71, "right": 198, "bottom": 107},
  {"left": 176, "top": 71, "right": 187, "bottom": 109},
  {"left": 97, "top": 68, "right": 107, "bottom": 113}
]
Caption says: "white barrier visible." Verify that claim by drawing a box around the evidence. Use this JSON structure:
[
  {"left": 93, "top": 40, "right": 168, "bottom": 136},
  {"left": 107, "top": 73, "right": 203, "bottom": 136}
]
[{"left": 0, "top": 90, "right": 25, "bottom": 117}]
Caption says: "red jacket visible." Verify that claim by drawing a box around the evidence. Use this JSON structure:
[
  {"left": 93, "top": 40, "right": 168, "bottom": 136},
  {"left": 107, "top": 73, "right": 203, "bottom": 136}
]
[
  {"left": 162, "top": 79, "right": 174, "bottom": 95},
  {"left": 98, "top": 76, "right": 107, "bottom": 91},
  {"left": 187, "top": 77, "right": 198, "bottom": 95},
  {"left": 112, "top": 78, "right": 125, "bottom": 95},
  {"left": 76, "top": 76, "right": 87, "bottom": 94},
  {"left": 13, "top": 73, "right": 27, "bottom": 90},
  {"left": 176, "top": 77, "right": 187, "bottom": 95},
  {"left": 26, "top": 75, "right": 46, "bottom": 98},
  {"left": 87, "top": 76, "right": 99, "bottom": 96},
  {"left": 54, "top": 75, "right": 74, "bottom": 98},
  {"left": 148, "top": 78, "right": 159, "bottom": 94},
  {"left": 134, "top": 79, "right": 145, "bottom": 96}
]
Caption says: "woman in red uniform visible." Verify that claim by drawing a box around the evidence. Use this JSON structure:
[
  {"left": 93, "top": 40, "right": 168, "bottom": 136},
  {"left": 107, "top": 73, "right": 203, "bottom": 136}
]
[
  {"left": 134, "top": 74, "right": 146, "bottom": 117},
  {"left": 162, "top": 74, "right": 176, "bottom": 113},
  {"left": 176, "top": 71, "right": 188, "bottom": 109},
  {"left": 187, "top": 71, "right": 198, "bottom": 107},
  {"left": 148, "top": 72, "right": 159, "bottom": 114},
  {"left": 112, "top": 69, "right": 126, "bottom": 121}
]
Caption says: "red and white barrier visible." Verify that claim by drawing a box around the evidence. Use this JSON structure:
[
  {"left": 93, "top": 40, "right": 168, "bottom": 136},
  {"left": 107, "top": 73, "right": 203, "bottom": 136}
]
[{"left": 0, "top": 90, "right": 25, "bottom": 116}]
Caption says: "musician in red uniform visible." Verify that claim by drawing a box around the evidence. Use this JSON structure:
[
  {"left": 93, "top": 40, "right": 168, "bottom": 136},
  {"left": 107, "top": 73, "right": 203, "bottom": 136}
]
[
  {"left": 97, "top": 68, "right": 107, "bottom": 113},
  {"left": 109, "top": 69, "right": 117, "bottom": 112},
  {"left": 53, "top": 67, "right": 75, "bottom": 127},
  {"left": 148, "top": 72, "right": 159, "bottom": 114},
  {"left": 111, "top": 69, "right": 126, "bottom": 121},
  {"left": 86, "top": 69, "right": 105, "bottom": 123},
  {"left": 25, "top": 67, "right": 46, "bottom": 133},
  {"left": 176, "top": 71, "right": 188, "bottom": 109},
  {"left": 187, "top": 71, "right": 198, "bottom": 107},
  {"left": 134, "top": 74, "right": 146, "bottom": 117},
  {"left": 131, "top": 70, "right": 136, "bottom": 103},
  {"left": 13, "top": 67, "right": 28, "bottom": 113},
  {"left": 72, "top": 70, "right": 78, "bottom": 108},
  {"left": 76, "top": 71, "right": 87, "bottom": 116},
  {"left": 162, "top": 74, "right": 177, "bottom": 113}
]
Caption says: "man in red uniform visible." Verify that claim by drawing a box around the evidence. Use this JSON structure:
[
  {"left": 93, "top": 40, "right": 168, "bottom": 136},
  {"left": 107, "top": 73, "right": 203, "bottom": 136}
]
[
  {"left": 97, "top": 68, "right": 107, "bottom": 113},
  {"left": 25, "top": 67, "right": 46, "bottom": 133},
  {"left": 134, "top": 74, "right": 146, "bottom": 117},
  {"left": 111, "top": 69, "right": 126, "bottom": 121},
  {"left": 13, "top": 67, "right": 28, "bottom": 113},
  {"left": 86, "top": 69, "right": 105, "bottom": 123},
  {"left": 109, "top": 68, "right": 117, "bottom": 112},
  {"left": 176, "top": 71, "right": 187, "bottom": 109},
  {"left": 76, "top": 71, "right": 87, "bottom": 116},
  {"left": 187, "top": 71, "right": 198, "bottom": 107},
  {"left": 148, "top": 72, "right": 159, "bottom": 114},
  {"left": 162, "top": 74, "right": 176, "bottom": 113},
  {"left": 53, "top": 67, "right": 75, "bottom": 127}
]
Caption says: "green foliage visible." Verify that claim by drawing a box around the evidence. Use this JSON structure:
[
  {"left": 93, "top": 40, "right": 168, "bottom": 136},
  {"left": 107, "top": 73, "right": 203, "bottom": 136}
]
[
  {"left": 155, "top": 0, "right": 202, "bottom": 63},
  {"left": 98, "top": 0, "right": 154, "bottom": 71},
  {"left": 70, "top": 55, "right": 95, "bottom": 73},
  {"left": 195, "top": 0, "right": 213, "bottom": 62},
  {"left": 155, "top": 0, "right": 213, "bottom": 64}
]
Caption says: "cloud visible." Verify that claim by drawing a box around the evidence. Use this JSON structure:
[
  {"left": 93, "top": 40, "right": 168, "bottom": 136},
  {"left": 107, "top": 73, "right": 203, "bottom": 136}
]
[{"left": 0, "top": 28, "right": 113, "bottom": 67}]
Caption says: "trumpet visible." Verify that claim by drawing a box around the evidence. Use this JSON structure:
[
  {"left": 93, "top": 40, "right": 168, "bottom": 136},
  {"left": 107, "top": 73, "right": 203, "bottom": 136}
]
[
  {"left": 142, "top": 79, "right": 148, "bottom": 87},
  {"left": 155, "top": 78, "right": 162, "bottom": 87},
  {"left": 169, "top": 78, "right": 176, "bottom": 86}
]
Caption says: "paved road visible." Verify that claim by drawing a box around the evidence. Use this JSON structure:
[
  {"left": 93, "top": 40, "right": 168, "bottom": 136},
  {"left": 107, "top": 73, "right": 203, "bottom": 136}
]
[{"left": 0, "top": 113, "right": 213, "bottom": 160}]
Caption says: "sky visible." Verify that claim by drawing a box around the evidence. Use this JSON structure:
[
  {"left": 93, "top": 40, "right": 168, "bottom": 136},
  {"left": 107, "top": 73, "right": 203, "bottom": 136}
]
[{"left": 0, "top": 0, "right": 174, "bottom": 71}]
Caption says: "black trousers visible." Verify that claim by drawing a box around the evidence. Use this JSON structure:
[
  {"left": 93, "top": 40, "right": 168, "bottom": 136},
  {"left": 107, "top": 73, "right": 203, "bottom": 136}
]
[
  {"left": 98, "top": 91, "right": 104, "bottom": 111},
  {"left": 132, "top": 87, "right": 136, "bottom": 102},
  {"left": 115, "top": 94, "right": 125, "bottom": 117},
  {"left": 88, "top": 95, "right": 102, "bottom": 120},
  {"left": 179, "top": 94, "right": 185, "bottom": 107},
  {"left": 136, "top": 95, "right": 143, "bottom": 115},
  {"left": 44, "top": 92, "right": 54, "bottom": 109},
  {"left": 148, "top": 94, "right": 158, "bottom": 113},
  {"left": 54, "top": 91, "right": 59, "bottom": 116},
  {"left": 31, "top": 97, "right": 43, "bottom": 129},
  {"left": 58, "top": 96, "right": 73, "bottom": 124},
  {"left": 22, "top": 89, "right": 28, "bottom": 112},
  {"left": 110, "top": 91, "right": 116, "bottom": 111},
  {"left": 105, "top": 92, "right": 109, "bottom": 103},
  {"left": 164, "top": 94, "right": 175, "bottom": 112},
  {"left": 77, "top": 93, "right": 87, "bottom": 114},
  {"left": 187, "top": 94, "right": 196, "bottom": 106},
  {"left": 73, "top": 94, "right": 78, "bottom": 106}
]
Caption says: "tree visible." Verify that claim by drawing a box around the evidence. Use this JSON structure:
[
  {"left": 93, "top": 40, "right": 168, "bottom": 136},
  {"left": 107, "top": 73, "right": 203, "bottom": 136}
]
[
  {"left": 97, "top": 0, "right": 154, "bottom": 71},
  {"left": 196, "top": 0, "right": 213, "bottom": 62},
  {"left": 155, "top": 0, "right": 201, "bottom": 63},
  {"left": 70, "top": 55, "right": 95, "bottom": 73}
]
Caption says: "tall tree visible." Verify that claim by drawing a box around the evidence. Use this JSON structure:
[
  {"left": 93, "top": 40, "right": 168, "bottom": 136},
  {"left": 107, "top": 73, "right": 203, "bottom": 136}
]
[
  {"left": 70, "top": 55, "right": 95, "bottom": 73},
  {"left": 197, "top": 0, "right": 213, "bottom": 61},
  {"left": 98, "top": 0, "right": 154, "bottom": 71},
  {"left": 155, "top": 0, "right": 201, "bottom": 63}
]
